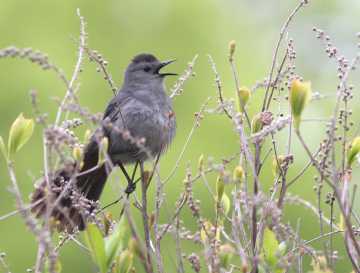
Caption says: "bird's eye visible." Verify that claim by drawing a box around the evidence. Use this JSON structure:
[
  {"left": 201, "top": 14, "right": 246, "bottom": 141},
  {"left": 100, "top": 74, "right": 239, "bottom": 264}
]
[{"left": 143, "top": 66, "right": 151, "bottom": 72}]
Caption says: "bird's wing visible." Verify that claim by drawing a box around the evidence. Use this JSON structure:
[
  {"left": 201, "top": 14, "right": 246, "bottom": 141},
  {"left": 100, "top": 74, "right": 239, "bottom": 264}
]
[{"left": 103, "top": 92, "right": 133, "bottom": 123}]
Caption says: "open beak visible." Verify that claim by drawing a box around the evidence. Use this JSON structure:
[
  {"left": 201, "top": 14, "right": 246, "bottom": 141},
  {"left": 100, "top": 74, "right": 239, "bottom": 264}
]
[{"left": 157, "top": 59, "right": 178, "bottom": 76}]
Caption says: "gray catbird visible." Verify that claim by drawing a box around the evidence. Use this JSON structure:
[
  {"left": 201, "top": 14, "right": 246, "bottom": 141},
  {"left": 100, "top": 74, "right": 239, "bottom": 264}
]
[{"left": 31, "top": 53, "right": 177, "bottom": 231}]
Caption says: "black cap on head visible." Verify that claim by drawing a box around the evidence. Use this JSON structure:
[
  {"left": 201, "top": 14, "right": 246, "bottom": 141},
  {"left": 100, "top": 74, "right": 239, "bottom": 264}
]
[{"left": 132, "top": 53, "right": 159, "bottom": 64}]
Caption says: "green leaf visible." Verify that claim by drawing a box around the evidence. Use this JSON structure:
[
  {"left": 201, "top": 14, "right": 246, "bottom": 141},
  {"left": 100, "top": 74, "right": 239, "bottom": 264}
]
[
  {"left": 117, "top": 250, "right": 133, "bottom": 273},
  {"left": 347, "top": 136, "right": 360, "bottom": 167},
  {"left": 262, "top": 227, "right": 279, "bottom": 267},
  {"left": 8, "top": 113, "right": 34, "bottom": 156},
  {"left": 84, "top": 223, "right": 107, "bottom": 273},
  {"left": 0, "top": 136, "right": 7, "bottom": 161},
  {"left": 105, "top": 219, "right": 126, "bottom": 267}
]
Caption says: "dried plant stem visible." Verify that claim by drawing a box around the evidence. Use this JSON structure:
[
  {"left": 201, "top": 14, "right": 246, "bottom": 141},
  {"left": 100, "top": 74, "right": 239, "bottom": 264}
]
[
  {"left": 175, "top": 215, "right": 185, "bottom": 273},
  {"left": 163, "top": 97, "right": 211, "bottom": 184},
  {"left": 228, "top": 55, "right": 252, "bottom": 127},
  {"left": 251, "top": 143, "right": 261, "bottom": 273},
  {"left": 208, "top": 55, "right": 232, "bottom": 120},
  {"left": 296, "top": 129, "right": 360, "bottom": 266},
  {"left": 154, "top": 168, "right": 165, "bottom": 273},
  {"left": 140, "top": 162, "right": 154, "bottom": 273},
  {"left": 55, "top": 9, "right": 86, "bottom": 126},
  {"left": 124, "top": 200, "right": 153, "bottom": 273},
  {"left": 262, "top": 0, "right": 306, "bottom": 111},
  {"left": 6, "top": 161, "right": 56, "bottom": 273}
]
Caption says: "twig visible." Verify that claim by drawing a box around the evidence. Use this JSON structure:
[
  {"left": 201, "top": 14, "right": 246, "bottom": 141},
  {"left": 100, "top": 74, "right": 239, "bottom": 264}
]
[
  {"left": 55, "top": 9, "right": 86, "bottom": 126},
  {"left": 170, "top": 55, "right": 198, "bottom": 99},
  {"left": 207, "top": 55, "right": 233, "bottom": 120},
  {"left": 163, "top": 97, "right": 211, "bottom": 184},
  {"left": 140, "top": 162, "right": 154, "bottom": 273},
  {"left": 262, "top": 0, "right": 307, "bottom": 111}
]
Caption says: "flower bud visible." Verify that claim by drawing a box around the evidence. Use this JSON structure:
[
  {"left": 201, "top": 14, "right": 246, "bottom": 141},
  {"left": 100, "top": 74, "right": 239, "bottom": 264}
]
[
  {"left": 220, "top": 193, "right": 231, "bottom": 216},
  {"left": 347, "top": 136, "right": 360, "bottom": 168},
  {"left": 83, "top": 129, "right": 91, "bottom": 143},
  {"left": 233, "top": 165, "right": 244, "bottom": 183},
  {"left": 251, "top": 113, "right": 263, "bottom": 134},
  {"left": 200, "top": 221, "right": 220, "bottom": 243},
  {"left": 103, "top": 212, "right": 113, "bottom": 235},
  {"left": 72, "top": 145, "right": 83, "bottom": 168},
  {"left": 200, "top": 221, "right": 212, "bottom": 243},
  {"left": 237, "top": 86, "right": 251, "bottom": 112},
  {"left": 228, "top": 40, "right": 236, "bottom": 61},
  {"left": 198, "top": 154, "right": 205, "bottom": 171},
  {"left": 216, "top": 175, "right": 225, "bottom": 201},
  {"left": 8, "top": 113, "right": 34, "bottom": 156},
  {"left": 289, "top": 79, "right": 312, "bottom": 130},
  {"left": 98, "top": 137, "right": 109, "bottom": 165}
]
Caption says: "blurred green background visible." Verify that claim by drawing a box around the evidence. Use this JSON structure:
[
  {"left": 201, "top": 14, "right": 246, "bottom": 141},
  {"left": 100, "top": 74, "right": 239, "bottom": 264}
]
[{"left": 1, "top": 0, "right": 360, "bottom": 272}]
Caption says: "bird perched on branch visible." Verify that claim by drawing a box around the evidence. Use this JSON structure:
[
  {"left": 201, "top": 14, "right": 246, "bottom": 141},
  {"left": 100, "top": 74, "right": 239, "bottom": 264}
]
[{"left": 31, "top": 53, "right": 177, "bottom": 231}]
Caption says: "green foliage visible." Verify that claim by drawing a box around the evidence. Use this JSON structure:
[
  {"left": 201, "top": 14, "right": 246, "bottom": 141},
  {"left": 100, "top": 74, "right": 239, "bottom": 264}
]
[
  {"left": 219, "top": 244, "right": 234, "bottom": 269},
  {"left": 262, "top": 227, "right": 286, "bottom": 273},
  {"left": 347, "top": 136, "right": 360, "bottom": 168},
  {"left": 8, "top": 113, "right": 34, "bottom": 157},
  {"left": 116, "top": 250, "right": 134, "bottom": 273},
  {"left": 104, "top": 219, "right": 126, "bottom": 268},
  {"left": 216, "top": 175, "right": 225, "bottom": 201},
  {"left": 85, "top": 224, "right": 108, "bottom": 273},
  {"left": 85, "top": 220, "right": 128, "bottom": 273},
  {"left": 0, "top": 136, "right": 7, "bottom": 160}
]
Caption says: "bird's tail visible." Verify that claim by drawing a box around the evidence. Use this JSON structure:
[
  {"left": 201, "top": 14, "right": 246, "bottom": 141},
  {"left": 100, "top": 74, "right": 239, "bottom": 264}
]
[{"left": 31, "top": 141, "right": 110, "bottom": 232}]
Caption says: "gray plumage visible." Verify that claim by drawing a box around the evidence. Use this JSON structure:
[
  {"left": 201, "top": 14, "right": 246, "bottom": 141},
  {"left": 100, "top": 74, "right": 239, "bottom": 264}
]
[
  {"left": 31, "top": 53, "right": 177, "bottom": 231},
  {"left": 104, "top": 56, "right": 176, "bottom": 163}
]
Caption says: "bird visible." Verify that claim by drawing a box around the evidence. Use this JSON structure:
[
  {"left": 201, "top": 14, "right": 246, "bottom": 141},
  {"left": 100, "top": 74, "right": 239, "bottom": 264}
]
[{"left": 31, "top": 53, "right": 177, "bottom": 231}]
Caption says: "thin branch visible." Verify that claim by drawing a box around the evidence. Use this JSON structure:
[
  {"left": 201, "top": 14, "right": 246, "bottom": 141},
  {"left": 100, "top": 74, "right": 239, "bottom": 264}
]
[
  {"left": 262, "top": 0, "right": 307, "bottom": 111},
  {"left": 55, "top": 9, "right": 86, "bottom": 126},
  {"left": 140, "top": 162, "right": 154, "bottom": 273}
]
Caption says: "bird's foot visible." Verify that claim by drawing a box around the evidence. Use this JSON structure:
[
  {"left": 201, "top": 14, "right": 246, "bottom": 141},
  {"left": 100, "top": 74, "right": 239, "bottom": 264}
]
[{"left": 125, "top": 182, "right": 137, "bottom": 194}]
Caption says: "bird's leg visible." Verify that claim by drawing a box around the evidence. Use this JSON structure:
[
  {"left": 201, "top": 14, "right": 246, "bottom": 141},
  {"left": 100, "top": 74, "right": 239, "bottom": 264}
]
[
  {"left": 99, "top": 162, "right": 140, "bottom": 212},
  {"left": 131, "top": 161, "right": 139, "bottom": 182},
  {"left": 121, "top": 153, "right": 160, "bottom": 195},
  {"left": 119, "top": 161, "right": 139, "bottom": 195}
]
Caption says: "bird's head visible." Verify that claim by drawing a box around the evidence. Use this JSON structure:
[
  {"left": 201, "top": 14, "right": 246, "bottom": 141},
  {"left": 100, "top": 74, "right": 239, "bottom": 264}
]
[{"left": 124, "top": 53, "right": 177, "bottom": 85}]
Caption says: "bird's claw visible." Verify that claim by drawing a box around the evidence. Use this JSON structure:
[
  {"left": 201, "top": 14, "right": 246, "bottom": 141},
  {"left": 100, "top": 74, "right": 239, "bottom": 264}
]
[{"left": 125, "top": 183, "right": 136, "bottom": 194}]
